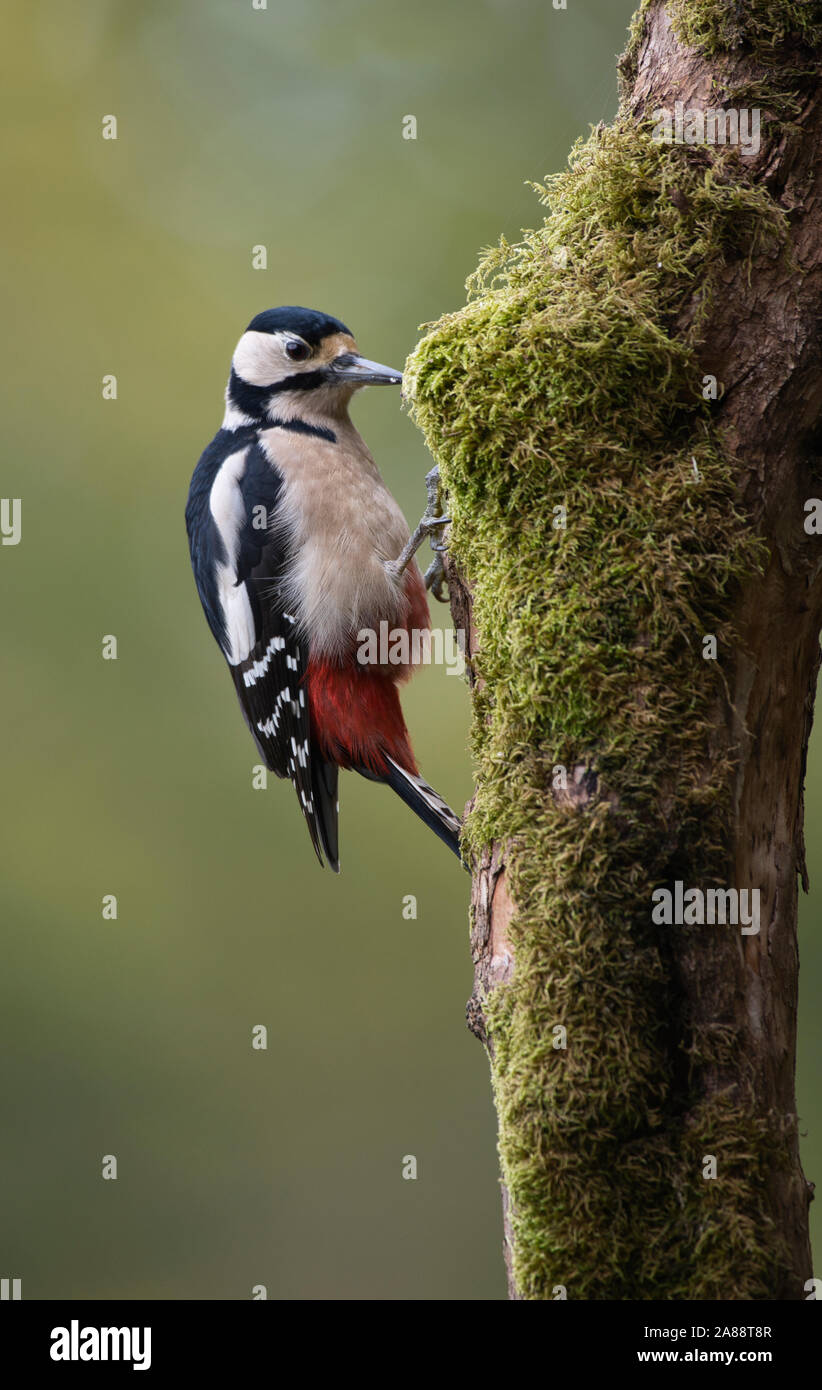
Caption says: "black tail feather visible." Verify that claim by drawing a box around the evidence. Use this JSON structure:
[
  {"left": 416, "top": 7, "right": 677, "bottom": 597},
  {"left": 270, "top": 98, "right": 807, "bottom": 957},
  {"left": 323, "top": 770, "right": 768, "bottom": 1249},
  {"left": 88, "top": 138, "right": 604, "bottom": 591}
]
[
  {"left": 311, "top": 757, "right": 340, "bottom": 873},
  {"left": 357, "top": 758, "right": 463, "bottom": 862}
]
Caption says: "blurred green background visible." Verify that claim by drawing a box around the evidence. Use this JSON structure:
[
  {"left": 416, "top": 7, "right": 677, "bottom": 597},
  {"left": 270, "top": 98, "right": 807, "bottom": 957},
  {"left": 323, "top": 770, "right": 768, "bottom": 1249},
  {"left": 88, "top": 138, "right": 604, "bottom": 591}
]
[{"left": 1, "top": 0, "right": 818, "bottom": 1300}]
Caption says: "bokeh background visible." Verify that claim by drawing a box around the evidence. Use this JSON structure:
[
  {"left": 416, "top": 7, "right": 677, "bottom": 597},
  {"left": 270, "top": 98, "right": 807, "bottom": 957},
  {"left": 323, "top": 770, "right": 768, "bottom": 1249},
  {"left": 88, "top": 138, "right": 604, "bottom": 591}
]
[{"left": 1, "top": 0, "right": 818, "bottom": 1300}]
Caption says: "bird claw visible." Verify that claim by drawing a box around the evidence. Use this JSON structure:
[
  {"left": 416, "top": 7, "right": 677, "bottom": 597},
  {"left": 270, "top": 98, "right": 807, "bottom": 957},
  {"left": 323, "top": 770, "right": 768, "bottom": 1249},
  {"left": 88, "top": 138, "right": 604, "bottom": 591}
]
[
  {"left": 421, "top": 468, "right": 451, "bottom": 602},
  {"left": 386, "top": 465, "right": 452, "bottom": 601},
  {"left": 424, "top": 551, "right": 449, "bottom": 602}
]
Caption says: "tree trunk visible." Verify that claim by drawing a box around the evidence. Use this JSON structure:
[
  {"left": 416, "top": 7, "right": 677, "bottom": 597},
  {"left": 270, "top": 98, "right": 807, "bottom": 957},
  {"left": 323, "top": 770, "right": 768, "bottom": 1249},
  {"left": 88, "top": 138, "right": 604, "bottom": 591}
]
[{"left": 408, "top": 0, "right": 822, "bottom": 1300}]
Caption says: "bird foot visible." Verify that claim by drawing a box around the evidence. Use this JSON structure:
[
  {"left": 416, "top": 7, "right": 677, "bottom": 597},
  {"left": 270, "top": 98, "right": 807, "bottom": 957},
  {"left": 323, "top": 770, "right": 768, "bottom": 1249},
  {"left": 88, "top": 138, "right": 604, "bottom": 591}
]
[{"left": 387, "top": 466, "right": 451, "bottom": 601}]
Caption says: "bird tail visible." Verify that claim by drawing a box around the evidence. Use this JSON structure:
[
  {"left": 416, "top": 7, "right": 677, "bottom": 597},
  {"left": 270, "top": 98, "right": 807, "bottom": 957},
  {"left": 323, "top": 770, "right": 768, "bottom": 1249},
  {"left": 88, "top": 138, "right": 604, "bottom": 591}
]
[
  {"left": 310, "top": 756, "right": 340, "bottom": 873},
  {"left": 358, "top": 756, "right": 462, "bottom": 861}
]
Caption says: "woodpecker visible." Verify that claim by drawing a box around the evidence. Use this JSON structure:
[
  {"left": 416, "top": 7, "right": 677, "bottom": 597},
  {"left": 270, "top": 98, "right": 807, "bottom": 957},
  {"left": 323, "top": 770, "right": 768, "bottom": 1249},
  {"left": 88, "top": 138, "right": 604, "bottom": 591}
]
[{"left": 185, "top": 306, "right": 462, "bottom": 872}]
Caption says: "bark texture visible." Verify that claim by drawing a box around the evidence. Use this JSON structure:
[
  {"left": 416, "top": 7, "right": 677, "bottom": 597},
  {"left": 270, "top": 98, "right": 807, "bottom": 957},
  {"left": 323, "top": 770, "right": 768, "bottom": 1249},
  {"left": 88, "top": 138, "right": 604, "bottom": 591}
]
[{"left": 450, "top": 2, "right": 821, "bottom": 1297}]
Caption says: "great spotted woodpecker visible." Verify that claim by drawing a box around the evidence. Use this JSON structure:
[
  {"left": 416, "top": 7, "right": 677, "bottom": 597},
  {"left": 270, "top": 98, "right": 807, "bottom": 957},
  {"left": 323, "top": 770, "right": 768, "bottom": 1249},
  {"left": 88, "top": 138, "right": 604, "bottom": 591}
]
[{"left": 185, "top": 306, "right": 462, "bottom": 871}]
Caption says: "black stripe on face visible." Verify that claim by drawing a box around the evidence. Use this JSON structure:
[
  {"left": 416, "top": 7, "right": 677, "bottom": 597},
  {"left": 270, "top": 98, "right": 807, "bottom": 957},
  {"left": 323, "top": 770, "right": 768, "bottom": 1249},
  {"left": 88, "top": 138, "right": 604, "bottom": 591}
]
[
  {"left": 229, "top": 366, "right": 334, "bottom": 420},
  {"left": 268, "top": 416, "right": 336, "bottom": 444},
  {"left": 228, "top": 369, "right": 274, "bottom": 419},
  {"left": 267, "top": 368, "right": 330, "bottom": 396}
]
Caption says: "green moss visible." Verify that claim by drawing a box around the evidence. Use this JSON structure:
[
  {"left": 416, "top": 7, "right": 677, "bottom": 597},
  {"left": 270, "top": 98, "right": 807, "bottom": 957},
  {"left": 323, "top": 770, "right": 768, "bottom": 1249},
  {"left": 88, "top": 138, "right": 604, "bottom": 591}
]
[
  {"left": 621, "top": 0, "right": 822, "bottom": 117},
  {"left": 405, "top": 119, "right": 790, "bottom": 1298},
  {"left": 667, "top": 0, "right": 822, "bottom": 55}
]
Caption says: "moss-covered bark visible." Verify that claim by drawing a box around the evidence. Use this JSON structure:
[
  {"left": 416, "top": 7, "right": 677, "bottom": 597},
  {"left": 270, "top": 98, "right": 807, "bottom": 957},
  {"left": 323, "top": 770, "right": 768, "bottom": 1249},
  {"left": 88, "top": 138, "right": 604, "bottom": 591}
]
[{"left": 406, "top": 0, "right": 822, "bottom": 1300}]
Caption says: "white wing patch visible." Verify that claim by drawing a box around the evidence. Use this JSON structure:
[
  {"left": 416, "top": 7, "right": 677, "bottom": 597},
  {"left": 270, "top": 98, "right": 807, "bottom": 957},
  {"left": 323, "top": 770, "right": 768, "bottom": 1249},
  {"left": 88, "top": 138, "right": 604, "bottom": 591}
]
[
  {"left": 209, "top": 445, "right": 256, "bottom": 666},
  {"left": 243, "top": 634, "right": 286, "bottom": 687}
]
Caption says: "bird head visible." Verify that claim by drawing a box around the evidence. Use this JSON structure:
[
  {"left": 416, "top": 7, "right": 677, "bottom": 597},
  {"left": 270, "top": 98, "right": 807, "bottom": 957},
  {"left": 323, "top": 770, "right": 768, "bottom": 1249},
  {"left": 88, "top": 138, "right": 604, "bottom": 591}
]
[{"left": 225, "top": 305, "right": 402, "bottom": 427}]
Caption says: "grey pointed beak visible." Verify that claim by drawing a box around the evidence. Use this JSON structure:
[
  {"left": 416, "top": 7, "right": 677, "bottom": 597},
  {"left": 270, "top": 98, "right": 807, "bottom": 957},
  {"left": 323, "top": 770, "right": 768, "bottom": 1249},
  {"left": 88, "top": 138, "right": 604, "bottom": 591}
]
[{"left": 329, "top": 352, "right": 402, "bottom": 386}]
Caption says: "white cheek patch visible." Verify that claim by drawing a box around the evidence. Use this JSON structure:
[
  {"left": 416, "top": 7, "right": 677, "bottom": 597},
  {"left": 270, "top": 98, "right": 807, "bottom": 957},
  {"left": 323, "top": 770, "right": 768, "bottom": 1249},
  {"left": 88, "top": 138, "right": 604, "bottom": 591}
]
[
  {"left": 232, "top": 330, "right": 284, "bottom": 386},
  {"left": 233, "top": 329, "right": 316, "bottom": 388}
]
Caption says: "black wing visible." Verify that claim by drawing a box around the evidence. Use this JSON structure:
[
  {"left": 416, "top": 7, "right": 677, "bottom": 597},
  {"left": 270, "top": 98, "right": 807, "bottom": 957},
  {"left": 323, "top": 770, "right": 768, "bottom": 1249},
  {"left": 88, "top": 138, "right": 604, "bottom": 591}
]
[{"left": 187, "top": 431, "right": 339, "bottom": 870}]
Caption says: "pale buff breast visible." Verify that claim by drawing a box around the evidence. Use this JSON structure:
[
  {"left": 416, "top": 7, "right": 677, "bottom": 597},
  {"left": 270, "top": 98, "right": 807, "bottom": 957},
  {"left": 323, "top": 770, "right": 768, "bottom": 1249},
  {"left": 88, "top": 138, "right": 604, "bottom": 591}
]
[{"left": 260, "top": 420, "right": 412, "bottom": 660}]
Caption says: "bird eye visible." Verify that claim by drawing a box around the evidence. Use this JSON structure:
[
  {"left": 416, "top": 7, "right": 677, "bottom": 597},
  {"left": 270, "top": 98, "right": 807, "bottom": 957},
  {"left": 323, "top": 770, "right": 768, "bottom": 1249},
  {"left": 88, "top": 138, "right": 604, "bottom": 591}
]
[{"left": 285, "top": 340, "right": 310, "bottom": 362}]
